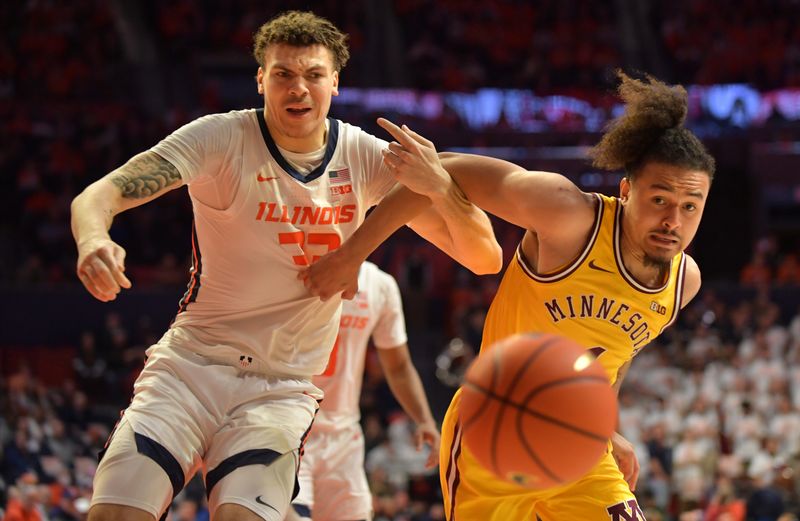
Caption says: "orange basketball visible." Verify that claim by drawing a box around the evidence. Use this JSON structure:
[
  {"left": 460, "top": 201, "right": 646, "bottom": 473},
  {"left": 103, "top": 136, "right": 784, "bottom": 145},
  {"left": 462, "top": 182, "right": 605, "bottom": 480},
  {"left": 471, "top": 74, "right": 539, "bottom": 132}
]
[{"left": 459, "top": 333, "right": 618, "bottom": 489}]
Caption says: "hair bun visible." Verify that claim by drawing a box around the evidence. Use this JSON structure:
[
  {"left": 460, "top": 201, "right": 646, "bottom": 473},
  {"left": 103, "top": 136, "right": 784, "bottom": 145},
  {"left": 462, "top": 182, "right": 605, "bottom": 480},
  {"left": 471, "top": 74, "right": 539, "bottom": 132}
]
[
  {"left": 617, "top": 72, "right": 688, "bottom": 130},
  {"left": 588, "top": 71, "right": 702, "bottom": 173}
]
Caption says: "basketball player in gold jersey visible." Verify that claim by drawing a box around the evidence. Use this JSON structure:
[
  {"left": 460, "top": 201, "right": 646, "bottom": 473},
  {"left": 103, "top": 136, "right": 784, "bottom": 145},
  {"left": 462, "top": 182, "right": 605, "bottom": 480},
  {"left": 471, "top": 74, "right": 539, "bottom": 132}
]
[{"left": 303, "top": 72, "right": 715, "bottom": 520}]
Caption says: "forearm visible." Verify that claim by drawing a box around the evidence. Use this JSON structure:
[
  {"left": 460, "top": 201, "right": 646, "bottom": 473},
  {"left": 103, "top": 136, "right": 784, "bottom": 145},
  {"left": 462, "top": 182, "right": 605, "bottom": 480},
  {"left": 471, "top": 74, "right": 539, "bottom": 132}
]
[
  {"left": 384, "top": 358, "right": 436, "bottom": 426},
  {"left": 339, "top": 185, "right": 431, "bottom": 263},
  {"left": 426, "top": 182, "right": 502, "bottom": 274},
  {"left": 438, "top": 152, "right": 522, "bottom": 211},
  {"left": 71, "top": 180, "right": 121, "bottom": 246}
]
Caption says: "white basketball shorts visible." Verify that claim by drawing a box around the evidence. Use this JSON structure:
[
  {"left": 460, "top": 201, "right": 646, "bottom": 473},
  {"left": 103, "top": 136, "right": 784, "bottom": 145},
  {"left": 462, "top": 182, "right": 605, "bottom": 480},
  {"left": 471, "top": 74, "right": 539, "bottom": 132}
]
[{"left": 91, "top": 344, "right": 321, "bottom": 520}]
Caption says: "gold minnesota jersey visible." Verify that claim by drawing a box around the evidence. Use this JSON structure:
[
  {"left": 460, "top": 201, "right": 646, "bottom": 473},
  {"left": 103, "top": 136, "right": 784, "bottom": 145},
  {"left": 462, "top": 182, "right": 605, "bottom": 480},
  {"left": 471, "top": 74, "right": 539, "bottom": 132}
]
[
  {"left": 440, "top": 193, "right": 684, "bottom": 520},
  {"left": 482, "top": 193, "right": 685, "bottom": 385}
]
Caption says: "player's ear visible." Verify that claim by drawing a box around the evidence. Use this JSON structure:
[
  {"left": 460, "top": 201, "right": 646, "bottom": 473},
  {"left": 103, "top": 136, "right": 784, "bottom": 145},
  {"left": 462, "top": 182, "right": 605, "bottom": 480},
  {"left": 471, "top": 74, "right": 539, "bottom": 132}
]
[
  {"left": 332, "top": 70, "right": 339, "bottom": 97},
  {"left": 256, "top": 67, "right": 264, "bottom": 94},
  {"left": 619, "top": 176, "right": 631, "bottom": 202}
]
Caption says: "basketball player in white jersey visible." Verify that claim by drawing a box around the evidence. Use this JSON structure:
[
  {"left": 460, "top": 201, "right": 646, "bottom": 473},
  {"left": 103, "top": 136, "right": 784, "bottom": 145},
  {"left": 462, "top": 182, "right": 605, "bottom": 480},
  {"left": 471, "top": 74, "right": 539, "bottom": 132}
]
[
  {"left": 70, "top": 11, "right": 500, "bottom": 521},
  {"left": 286, "top": 261, "right": 438, "bottom": 521}
]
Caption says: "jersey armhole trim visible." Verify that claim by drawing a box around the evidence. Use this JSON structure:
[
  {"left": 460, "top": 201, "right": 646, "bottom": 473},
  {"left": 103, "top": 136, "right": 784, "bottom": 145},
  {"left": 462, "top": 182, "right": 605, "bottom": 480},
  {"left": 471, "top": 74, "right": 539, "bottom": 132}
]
[{"left": 515, "top": 193, "right": 604, "bottom": 283}]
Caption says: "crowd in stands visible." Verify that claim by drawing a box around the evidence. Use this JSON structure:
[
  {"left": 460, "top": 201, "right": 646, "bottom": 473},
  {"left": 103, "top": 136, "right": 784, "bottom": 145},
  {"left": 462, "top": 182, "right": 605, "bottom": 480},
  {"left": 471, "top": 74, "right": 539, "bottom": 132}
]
[
  {"left": 740, "top": 236, "right": 800, "bottom": 288},
  {"left": 657, "top": 0, "right": 800, "bottom": 89},
  {"left": 142, "top": 0, "right": 800, "bottom": 91},
  {"left": 3, "top": 1, "right": 195, "bottom": 291},
  {"left": 394, "top": 0, "right": 620, "bottom": 92}
]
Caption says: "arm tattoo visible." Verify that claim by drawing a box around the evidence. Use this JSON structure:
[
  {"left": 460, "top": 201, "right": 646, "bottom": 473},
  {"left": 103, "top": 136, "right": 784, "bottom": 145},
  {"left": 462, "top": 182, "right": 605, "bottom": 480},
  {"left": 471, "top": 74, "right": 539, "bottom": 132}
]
[{"left": 110, "top": 153, "right": 182, "bottom": 199}]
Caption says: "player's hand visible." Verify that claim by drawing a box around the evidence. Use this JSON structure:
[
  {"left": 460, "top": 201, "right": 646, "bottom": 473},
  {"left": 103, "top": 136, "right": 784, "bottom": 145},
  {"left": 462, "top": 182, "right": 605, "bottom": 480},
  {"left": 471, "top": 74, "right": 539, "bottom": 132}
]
[
  {"left": 611, "top": 431, "right": 640, "bottom": 491},
  {"left": 377, "top": 118, "right": 452, "bottom": 201},
  {"left": 298, "top": 247, "right": 360, "bottom": 301},
  {"left": 414, "top": 420, "right": 441, "bottom": 469},
  {"left": 76, "top": 236, "right": 131, "bottom": 302}
]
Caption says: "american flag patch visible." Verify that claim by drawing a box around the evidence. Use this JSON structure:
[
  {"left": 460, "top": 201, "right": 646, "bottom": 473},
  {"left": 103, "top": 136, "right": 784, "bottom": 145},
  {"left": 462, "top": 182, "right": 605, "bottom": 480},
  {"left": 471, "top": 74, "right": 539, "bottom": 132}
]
[{"left": 328, "top": 168, "right": 351, "bottom": 184}]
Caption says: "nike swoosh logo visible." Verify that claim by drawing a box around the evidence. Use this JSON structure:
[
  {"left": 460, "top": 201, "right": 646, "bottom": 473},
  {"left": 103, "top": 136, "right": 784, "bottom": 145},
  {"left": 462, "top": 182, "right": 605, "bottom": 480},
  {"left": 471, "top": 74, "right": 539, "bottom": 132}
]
[
  {"left": 257, "top": 174, "right": 278, "bottom": 182},
  {"left": 588, "top": 259, "right": 614, "bottom": 273},
  {"left": 255, "top": 495, "right": 280, "bottom": 514}
]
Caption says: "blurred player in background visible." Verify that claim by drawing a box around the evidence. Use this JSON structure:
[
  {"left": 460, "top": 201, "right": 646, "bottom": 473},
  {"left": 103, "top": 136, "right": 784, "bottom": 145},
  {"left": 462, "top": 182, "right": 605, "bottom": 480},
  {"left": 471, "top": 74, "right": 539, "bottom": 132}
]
[
  {"left": 287, "top": 261, "right": 439, "bottom": 521},
  {"left": 304, "top": 72, "right": 716, "bottom": 520},
  {"left": 70, "top": 10, "right": 498, "bottom": 521}
]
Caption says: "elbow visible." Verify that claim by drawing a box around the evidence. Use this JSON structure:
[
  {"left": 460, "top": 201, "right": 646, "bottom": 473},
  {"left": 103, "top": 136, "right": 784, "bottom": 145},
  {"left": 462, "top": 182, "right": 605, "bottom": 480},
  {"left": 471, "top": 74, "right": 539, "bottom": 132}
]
[
  {"left": 71, "top": 189, "right": 87, "bottom": 211},
  {"left": 70, "top": 189, "right": 91, "bottom": 223},
  {"left": 73, "top": 178, "right": 122, "bottom": 214},
  {"left": 467, "top": 244, "right": 503, "bottom": 275}
]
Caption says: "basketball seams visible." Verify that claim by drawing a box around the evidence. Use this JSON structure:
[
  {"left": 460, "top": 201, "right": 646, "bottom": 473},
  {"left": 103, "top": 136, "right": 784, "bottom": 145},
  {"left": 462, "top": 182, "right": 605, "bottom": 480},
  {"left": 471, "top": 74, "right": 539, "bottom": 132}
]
[
  {"left": 466, "top": 377, "right": 612, "bottom": 440},
  {"left": 518, "top": 376, "right": 613, "bottom": 441},
  {"left": 516, "top": 407, "right": 563, "bottom": 484},
  {"left": 460, "top": 341, "right": 501, "bottom": 432},
  {"left": 523, "top": 374, "right": 611, "bottom": 411},
  {"left": 490, "top": 334, "right": 555, "bottom": 475}
]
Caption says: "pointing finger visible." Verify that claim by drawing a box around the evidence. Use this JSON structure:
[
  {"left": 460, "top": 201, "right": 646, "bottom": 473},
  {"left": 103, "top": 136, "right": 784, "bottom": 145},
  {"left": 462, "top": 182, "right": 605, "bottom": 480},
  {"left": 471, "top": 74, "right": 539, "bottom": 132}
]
[
  {"left": 401, "top": 124, "right": 434, "bottom": 148},
  {"left": 377, "top": 118, "right": 418, "bottom": 151}
]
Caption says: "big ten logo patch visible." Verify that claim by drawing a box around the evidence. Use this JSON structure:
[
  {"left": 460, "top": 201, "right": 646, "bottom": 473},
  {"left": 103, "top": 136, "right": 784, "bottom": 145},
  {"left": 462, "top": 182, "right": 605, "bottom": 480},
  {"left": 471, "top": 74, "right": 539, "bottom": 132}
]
[
  {"left": 340, "top": 315, "right": 368, "bottom": 330},
  {"left": 330, "top": 184, "right": 352, "bottom": 197},
  {"left": 606, "top": 499, "right": 646, "bottom": 520},
  {"left": 650, "top": 301, "right": 667, "bottom": 315}
]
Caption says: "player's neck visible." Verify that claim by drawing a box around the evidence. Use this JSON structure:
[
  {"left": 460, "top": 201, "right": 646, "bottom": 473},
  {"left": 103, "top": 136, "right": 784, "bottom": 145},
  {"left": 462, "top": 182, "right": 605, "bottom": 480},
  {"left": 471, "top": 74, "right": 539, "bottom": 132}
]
[
  {"left": 619, "top": 234, "right": 670, "bottom": 289},
  {"left": 271, "top": 130, "right": 327, "bottom": 154},
  {"left": 264, "top": 113, "right": 329, "bottom": 154}
]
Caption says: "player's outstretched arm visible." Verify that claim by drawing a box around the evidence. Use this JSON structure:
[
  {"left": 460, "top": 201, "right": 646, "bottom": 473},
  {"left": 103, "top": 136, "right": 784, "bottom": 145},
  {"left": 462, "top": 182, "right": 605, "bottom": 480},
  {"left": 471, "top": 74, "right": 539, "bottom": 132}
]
[
  {"left": 377, "top": 118, "right": 502, "bottom": 275},
  {"left": 71, "top": 151, "right": 184, "bottom": 301},
  {"left": 438, "top": 153, "right": 597, "bottom": 246},
  {"left": 377, "top": 344, "right": 441, "bottom": 469},
  {"left": 378, "top": 118, "right": 596, "bottom": 260}
]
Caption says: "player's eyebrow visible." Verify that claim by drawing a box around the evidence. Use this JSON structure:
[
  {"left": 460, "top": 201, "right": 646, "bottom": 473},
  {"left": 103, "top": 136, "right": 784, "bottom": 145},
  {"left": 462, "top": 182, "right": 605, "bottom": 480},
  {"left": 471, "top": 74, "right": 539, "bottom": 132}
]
[
  {"left": 271, "top": 63, "right": 327, "bottom": 73},
  {"left": 650, "top": 183, "right": 675, "bottom": 193},
  {"left": 650, "top": 183, "right": 704, "bottom": 200}
]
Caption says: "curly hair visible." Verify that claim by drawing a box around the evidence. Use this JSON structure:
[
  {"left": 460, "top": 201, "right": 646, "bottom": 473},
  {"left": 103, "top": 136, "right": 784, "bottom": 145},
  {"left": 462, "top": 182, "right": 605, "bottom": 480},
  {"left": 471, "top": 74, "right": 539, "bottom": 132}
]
[
  {"left": 590, "top": 71, "right": 715, "bottom": 180},
  {"left": 253, "top": 11, "right": 350, "bottom": 72}
]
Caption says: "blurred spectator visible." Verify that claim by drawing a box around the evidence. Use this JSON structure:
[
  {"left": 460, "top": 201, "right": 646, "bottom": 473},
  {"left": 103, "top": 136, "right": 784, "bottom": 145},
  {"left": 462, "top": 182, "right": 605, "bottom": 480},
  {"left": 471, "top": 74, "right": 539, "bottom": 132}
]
[
  {"left": 704, "top": 477, "right": 746, "bottom": 521},
  {"left": 71, "top": 332, "right": 106, "bottom": 397},
  {"left": 740, "top": 251, "right": 773, "bottom": 287},
  {"left": 776, "top": 254, "right": 800, "bottom": 286},
  {"left": 746, "top": 470, "right": 785, "bottom": 521}
]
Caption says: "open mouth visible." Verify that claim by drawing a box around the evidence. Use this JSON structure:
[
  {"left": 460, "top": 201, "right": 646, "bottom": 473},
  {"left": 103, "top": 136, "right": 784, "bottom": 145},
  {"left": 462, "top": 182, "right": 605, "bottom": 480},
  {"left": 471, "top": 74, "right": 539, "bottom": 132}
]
[
  {"left": 286, "top": 107, "right": 312, "bottom": 116},
  {"left": 649, "top": 234, "right": 679, "bottom": 247}
]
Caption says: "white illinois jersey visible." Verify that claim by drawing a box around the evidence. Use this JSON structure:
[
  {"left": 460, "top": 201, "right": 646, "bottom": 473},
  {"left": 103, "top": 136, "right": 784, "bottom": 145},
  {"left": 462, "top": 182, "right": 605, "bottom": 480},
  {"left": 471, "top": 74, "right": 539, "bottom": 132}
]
[
  {"left": 149, "top": 109, "right": 396, "bottom": 378},
  {"left": 312, "top": 262, "right": 407, "bottom": 430}
]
